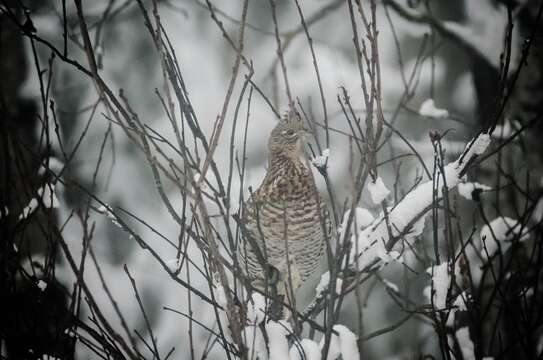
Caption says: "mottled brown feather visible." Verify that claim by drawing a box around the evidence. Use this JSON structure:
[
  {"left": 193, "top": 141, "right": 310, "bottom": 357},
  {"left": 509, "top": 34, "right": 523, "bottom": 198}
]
[{"left": 239, "top": 112, "right": 330, "bottom": 295}]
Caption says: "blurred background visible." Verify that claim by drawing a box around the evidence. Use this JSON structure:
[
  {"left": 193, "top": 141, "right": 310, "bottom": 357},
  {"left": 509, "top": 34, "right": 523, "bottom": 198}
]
[{"left": 2, "top": 0, "right": 542, "bottom": 359}]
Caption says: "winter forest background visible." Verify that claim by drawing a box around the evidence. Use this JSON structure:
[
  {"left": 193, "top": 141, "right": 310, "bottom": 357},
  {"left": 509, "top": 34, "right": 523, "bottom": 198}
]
[{"left": 2, "top": 0, "right": 543, "bottom": 359}]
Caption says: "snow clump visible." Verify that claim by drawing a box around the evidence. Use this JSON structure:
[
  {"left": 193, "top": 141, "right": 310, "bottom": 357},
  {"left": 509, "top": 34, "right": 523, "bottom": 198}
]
[
  {"left": 367, "top": 176, "right": 390, "bottom": 204},
  {"left": 424, "top": 262, "right": 450, "bottom": 309},
  {"left": 419, "top": 98, "right": 449, "bottom": 119}
]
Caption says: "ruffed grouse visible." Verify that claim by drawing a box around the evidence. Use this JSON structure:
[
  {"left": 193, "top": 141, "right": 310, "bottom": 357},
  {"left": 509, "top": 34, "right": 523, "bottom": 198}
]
[{"left": 239, "top": 108, "right": 330, "bottom": 307}]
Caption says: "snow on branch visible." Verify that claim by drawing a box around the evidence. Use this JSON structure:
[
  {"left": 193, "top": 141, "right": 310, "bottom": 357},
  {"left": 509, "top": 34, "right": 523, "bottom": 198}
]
[
  {"left": 38, "top": 156, "right": 64, "bottom": 176},
  {"left": 480, "top": 216, "right": 529, "bottom": 261},
  {"left": 316, "top": 272, "right": 343, "bottom": 299},
  {"left": 333, "top": 325, "right": 359, "bottom": 360},
  {"left": 454, "top": 327, "right": 476, "bottom": 360},
  {"left": 290, "top": 339, "right": 321, "bottom": 360},
  {"left": 419, "top": 98, "right": 449, "bottom": 119},
  {"left": 36, "top": 279, "right": 48, "bottom": 292},
  {"left": 242, "top": 320, "right": 357, "bottom": 360},
  {"left": 423, "top": 262, "right": 451, "bottom": 310},
  {"left": 367, "top": 176, "right": 390, "bottom": 204},
  {"left": 338, "top": 207, "right": 374, "bottom": 238},
  {"left": 382, "top": 279, "right": 400, "bottom": 293},
  {"left": 18, "top": 183, "right": 59, "bottom": 220},
  {"left": 266, "top": 321, "right": 292, "bottom": 360},
  {"left": 96, "top": 203, "right": 123, "bottom": 229},
  {"left": 312, "top": 149, "right": 330, "bottom": 169},
  {"left": 247, "top": 293, "right": 267, "bottom": 325},
  {"left": 312, "top": 149, "right": 330, "bottom": 177},
  {"left": 319, "top": 325, "right": 359, "bottom": 360},
  {"left": 447, "top": 291, "right": 469, "bottom": 327},
  {"left": 242, "top": 324, "right": 267, "bottom": 360},
  {"left": 348, "top": 133, "right": 491, "bottom": 270},
  {"left": 458, "top": 181, "right": 492, "bottom": 201}
]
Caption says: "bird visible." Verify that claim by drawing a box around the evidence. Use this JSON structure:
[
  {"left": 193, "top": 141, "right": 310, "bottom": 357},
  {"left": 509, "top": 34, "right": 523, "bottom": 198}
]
[{"left": 238, "top": 107, "right": 330, "bottom": 313}]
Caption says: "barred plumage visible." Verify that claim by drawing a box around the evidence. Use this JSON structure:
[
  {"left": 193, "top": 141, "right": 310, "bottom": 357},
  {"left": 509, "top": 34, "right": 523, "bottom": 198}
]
[{"left": 238, "top": 109, "right": 330, "bottom": 301}]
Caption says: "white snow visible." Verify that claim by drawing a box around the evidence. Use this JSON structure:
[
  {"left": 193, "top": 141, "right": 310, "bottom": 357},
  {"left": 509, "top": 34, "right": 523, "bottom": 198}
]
[
  {"left": 246, "top": 293, "right": 267, "bottom": 324},
  {"left": 97, "top": 204, "right": 108, "bottom": 214},
  {"left": 312, "top": 148, "right": 330, "bottom": 169},
  {"left": 40, "top": 183, "right": 59, "bottom": 209},
  {"left": 424, "top": 262, "right": 450, "bottom": 309},
  {"left": 243, "top": 324, "right": 267, "bottom": 360},
  {"left": 290, "top": 339, "right": 321, "bottom": 360},
  {"left": 520, "top": 287, "right": 534, "bottom": 298},
  {"left": 64, "top": 328, "right": 77, "bottom": 338},
  {"left": 19, "top": 198, "right": 38, "bottom": 220},
  {"left": 333, "top": 325, "right": 359, "bottom": 360},
  {"left": 37, "top": 280, "right": 47, "bottom": 291},
  {"left": 532, "top": 198, "right": 543, "bottom": 223},
  {"left": 214, "top": 283, "right": 228, "bottom": 308},
  {"left": 492, "top": 119, "right": 520, "bottom": 139},
  {"left": 455, "top": 327, "right": 476, "bottom": 360},
  {"left": 40, "top": 355, "right": 62, "bottom": 360},
  {"left": 335, "top": 278, "right": 343, "bottom": 295},
  {"left": 480, "top": 217, "right": 528, "bottom": 260},
  {"left": 96, "top": 203, "right": 123, "bottom": 228},
  {"left": 320, "top": 331, "right": 340, "bottom": 360},
  {"left": 453, "top": 291, "right": 468, "bottom": 311},
  {"left": 412, "top": 215, "right": 427, "bottom": 235},
  {"left": 338, "top": 208, "right": 375, "bottom": 238},
  {"left": 18, "top": 183, "right": 59, "bottom": 220},
  {"left": 38, "top": 157, "right": 64, "bottom": 176},
  {"left": 447, "top": 291, "right": 469, "bottom": 327},
  {"left": 319, "top": 325, "right": 359, "bottom": 360},
  {"left": 367, "top": 176, "right": 390, "bottom": 204},
  {"left": 348, "top": 133, "right": 491, "bottom": 271},
  {"left": 419, "top": 98, "right": 449, "bottom": 119},
  {"left": 389, "top": 212, "right": 426, "bottom": 241},
  {"left": 192, "top": 173, "right": 208, "bottom": 190},
  {"left": 347, "top": 221, "right": 394, "bottom": 270},
  {"left": 266, "top": 321, "right": 292, "bottom": 360},
  {"left": 315, "top": 272, "right": 343, "bottom": 298},
  {"left": 458, "top": 182, "right": 492, "bottom": 200},
  {"left": 106, "top": 209, "right": 117, "bottom": 221},
  {"left": 315, "top": 272, "right": 330, "bottom": 298},
  {"left": 466, "top": 133, "right": 491, "bottom": 158},
  {"left": 23, "top": 2, "right": 508, "bottom": 358},
  {"left": 383, "top": 279, "right": 399, "bottom": 293}
]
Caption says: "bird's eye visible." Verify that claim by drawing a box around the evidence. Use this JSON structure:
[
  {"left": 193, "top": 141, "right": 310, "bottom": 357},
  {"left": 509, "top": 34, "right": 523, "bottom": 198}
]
[{"left": 282, "top": 129, "right": 296, "bottom": 138}]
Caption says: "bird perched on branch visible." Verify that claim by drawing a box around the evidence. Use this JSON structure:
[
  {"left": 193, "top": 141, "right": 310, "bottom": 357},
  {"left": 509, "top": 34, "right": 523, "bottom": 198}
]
[{"left": 239, "top": 107, "right": 330, "bottom": 314}]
